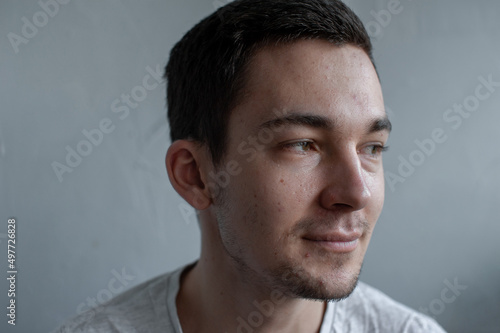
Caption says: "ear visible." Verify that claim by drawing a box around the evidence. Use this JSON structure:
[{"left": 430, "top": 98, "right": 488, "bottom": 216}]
[{"left": 166, "top": 140, "right": 211, "bottom": 210}]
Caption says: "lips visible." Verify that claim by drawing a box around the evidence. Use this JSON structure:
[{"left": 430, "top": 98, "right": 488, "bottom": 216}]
[
  {"left": 303, "top": 232, "right": 361, "bottom": 252},
  {"left": 303, "top": 234, "right": 360, "bottom": 242}
]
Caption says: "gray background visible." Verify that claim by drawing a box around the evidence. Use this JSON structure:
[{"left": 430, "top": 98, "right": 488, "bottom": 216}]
[{"left": 1, "top": 0, "right": 499, "bottom": 332}]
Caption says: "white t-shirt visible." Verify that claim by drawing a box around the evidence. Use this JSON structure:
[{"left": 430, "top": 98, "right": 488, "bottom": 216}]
[{"left": 54, "top": 262, "right": 447, "bottom": 332}]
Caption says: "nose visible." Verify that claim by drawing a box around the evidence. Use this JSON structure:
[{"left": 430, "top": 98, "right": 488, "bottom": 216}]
[{"left": 319, "top": 149, "right": 371, "bottom": 212}]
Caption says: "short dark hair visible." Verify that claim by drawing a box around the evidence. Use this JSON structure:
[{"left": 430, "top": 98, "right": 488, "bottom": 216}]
[{"left": 165, "top": 0, "right": 374, "bottom": 166}]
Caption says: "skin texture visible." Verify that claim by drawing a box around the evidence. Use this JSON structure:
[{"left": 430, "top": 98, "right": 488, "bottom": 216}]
[{"left": 166, "top": 39, "right": 390, "bottom": 333}]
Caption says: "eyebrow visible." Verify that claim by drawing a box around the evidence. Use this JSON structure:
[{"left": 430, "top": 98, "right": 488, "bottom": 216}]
[
  {"left": 258, "top": 112, "right": 392, "bottom": 134},
  {"left": 258, "top": 113, "right": 334, "bottom": 131},
  {"left": 369, "top": 116, "right": 392, "bottom": 133}
]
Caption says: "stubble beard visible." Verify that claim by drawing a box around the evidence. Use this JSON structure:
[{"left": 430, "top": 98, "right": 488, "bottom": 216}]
[
  {"left": 265, "top": 255, "right": 362, "bottom": 302},
  {"left": 213, "top": 186, "right": 362, "bottom": 303}
]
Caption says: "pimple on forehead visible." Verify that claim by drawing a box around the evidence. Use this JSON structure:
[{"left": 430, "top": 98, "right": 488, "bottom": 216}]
[{"left": 350, "top": 92, "right": 370, "bottom": 108}]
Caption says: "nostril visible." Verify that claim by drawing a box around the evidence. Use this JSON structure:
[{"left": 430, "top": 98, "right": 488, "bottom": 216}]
[{"left": 331, "top": 203, "right": 353, "bottom": 210}]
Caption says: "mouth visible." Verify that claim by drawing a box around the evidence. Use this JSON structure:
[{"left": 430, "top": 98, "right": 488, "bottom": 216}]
[{"left": 302, "top": 234, "right": 361, "bottom": 253}]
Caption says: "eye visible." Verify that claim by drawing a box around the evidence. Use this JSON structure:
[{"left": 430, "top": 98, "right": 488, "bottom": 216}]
[
  {"left": 362, "top": 144, "right": 389, "bottom": 158},
  {"left": 281, "top": 140, "right": 317, "bottom": 153}
]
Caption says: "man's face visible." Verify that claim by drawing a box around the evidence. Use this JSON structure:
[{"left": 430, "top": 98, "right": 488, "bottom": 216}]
[{"left": 210, "top": 39, "right": 389, "bottom": 300}]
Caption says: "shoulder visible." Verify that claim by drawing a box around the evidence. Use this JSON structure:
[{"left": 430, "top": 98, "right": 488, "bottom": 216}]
[
  {"left": 333, "top": 281, "right": 447, "bottom": 333},
  {"left": 52, "top": 266, "right": 185, "bottom": 333}
]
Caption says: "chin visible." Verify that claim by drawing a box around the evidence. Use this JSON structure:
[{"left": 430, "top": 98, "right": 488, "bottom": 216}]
[{"left": 268, "top": 259, "right": 362, "bottom": 302}]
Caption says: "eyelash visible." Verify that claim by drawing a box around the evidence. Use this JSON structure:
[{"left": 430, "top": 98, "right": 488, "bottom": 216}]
[
  {"left": 281, "top": 141, "right": 316, "bottom": 153},
  {"left": 364, "top": 144, "right": 390, "bottom": 157},
  {"left": 281, "top": 141, "right": 389, "bottom": 157}
]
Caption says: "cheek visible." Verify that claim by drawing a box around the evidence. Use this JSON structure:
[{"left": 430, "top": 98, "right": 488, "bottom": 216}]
[{"left": 241, "top": 162, "right": 317, "bottom": 221}]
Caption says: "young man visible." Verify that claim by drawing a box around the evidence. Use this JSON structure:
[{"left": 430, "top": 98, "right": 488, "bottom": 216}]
[{"left": 56, "top": 0, "right": 446, "bottom": 332}]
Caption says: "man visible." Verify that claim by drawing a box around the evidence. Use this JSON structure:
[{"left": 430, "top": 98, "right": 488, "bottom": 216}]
[{"left": 56, "top": 0, "right": 446, "bottom": 332}]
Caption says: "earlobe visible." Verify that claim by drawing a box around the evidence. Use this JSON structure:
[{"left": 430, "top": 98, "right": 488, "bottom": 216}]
[{"left": 166, "top": 140, "right": 211, "bottom": 210}]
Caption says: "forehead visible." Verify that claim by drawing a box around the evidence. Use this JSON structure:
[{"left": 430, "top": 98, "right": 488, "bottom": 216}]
[{"left": 231, "top": 39, "right": 384, "bottom": 132}]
